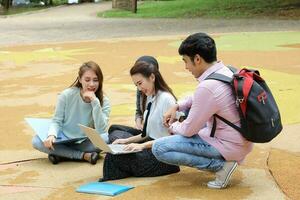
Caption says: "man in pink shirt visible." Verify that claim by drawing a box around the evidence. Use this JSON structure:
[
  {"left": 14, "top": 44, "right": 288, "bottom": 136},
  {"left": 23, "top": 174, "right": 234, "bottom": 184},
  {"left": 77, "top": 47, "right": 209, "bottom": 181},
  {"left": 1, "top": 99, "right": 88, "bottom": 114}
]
[{"left": 152, "top": 33, "right": 253, "bottom": 189}]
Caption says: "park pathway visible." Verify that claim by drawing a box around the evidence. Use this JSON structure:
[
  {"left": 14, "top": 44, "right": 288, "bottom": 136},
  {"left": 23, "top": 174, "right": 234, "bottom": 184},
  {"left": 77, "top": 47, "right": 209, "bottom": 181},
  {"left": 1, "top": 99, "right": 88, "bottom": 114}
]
[{"left": 0, "top": 1, "right": 300, "bottom": 46}]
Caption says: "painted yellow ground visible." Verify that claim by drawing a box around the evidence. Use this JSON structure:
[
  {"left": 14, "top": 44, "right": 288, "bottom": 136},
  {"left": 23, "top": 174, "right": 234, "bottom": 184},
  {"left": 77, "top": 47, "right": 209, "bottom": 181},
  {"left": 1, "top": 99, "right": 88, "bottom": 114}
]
[{"left": 0, "top": 32, "right": 299, "bottom": 199}]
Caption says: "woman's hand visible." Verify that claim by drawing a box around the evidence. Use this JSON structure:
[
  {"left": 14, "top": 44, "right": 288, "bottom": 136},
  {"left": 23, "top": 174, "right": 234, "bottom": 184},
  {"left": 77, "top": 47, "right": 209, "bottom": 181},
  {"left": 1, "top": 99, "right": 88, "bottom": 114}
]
[
  {"left": 82, "top": 91, "right": 96, "bottom": 102},
  {"left": 124, "top": 143, "right": 145, "bottom": 152},
  {"left": 112, "top": 138, "right": 129, "bottom": 145},
  {"left": 135, "top": 118, "right": 143, "bottom": 130},
  {"left": 44, "top": 135, "right": 56, "bottom": 150}
]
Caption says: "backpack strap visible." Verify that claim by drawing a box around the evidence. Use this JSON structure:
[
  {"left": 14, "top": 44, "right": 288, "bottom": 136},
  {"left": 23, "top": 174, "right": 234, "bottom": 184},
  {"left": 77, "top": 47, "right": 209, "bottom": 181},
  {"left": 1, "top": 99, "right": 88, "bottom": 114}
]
[
  {"left": 210, "top": 114, "right": 244, "bottom": 137},
  {"left": 205, "top": 65, "right": 237, "bottom": 83},
  {"left": 210, "top": 115, "right": 217, "bottom": 137},
  {"left": 207, "top": 66, "right": 244, "bottom": 137},
  {"left": 205, "top": 73, "right": 232, "bottom": 83},
  {"left": 227, "top": 65, "right": 237, "bottom": 73},
  {"left": 236, "top": 77, "right": 245, "bottom": 104}
]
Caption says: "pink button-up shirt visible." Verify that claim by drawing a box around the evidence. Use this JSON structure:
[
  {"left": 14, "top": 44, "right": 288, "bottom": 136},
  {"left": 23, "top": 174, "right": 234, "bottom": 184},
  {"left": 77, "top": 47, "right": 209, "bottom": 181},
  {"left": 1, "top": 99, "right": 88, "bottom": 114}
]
[{"left": 170, "top": 61, "right": 253, "bottom": 163}]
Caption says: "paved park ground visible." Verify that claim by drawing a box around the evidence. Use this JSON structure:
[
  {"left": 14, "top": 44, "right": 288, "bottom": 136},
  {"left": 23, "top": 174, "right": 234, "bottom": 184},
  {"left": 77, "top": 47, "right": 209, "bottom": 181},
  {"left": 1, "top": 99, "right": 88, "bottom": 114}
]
[{"left": 0, "top": 2, "right": 300, "bottom": 200}]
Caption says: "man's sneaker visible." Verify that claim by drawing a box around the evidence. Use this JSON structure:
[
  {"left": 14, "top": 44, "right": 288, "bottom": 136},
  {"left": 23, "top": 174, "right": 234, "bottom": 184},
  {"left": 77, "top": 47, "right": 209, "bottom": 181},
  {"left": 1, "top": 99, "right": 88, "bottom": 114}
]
[{"left": 207, "top": 161, "right": 238, "bottom": 189}]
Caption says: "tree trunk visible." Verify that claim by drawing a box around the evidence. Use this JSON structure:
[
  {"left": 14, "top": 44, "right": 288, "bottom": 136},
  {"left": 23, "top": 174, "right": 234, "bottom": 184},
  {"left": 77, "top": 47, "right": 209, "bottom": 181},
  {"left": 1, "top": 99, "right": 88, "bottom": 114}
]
[
  {"left": 132, "top": 0, "right": 137, "bottom": 13},
  {"left": 112, "top": 0, "right": 137, "bottom": 13},
  {"left": 3, "top": 0, "right": 10, "bottom": 11}
]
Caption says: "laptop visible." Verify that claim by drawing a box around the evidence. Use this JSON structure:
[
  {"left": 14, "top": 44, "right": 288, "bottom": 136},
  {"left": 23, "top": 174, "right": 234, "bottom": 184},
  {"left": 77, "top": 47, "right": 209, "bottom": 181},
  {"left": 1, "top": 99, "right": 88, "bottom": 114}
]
[
  {"left": 25, "top": 118, "right": 87, "bottom": 144},
  {"left": 78, "top": 124, "right": 141, "bottom": 155}
]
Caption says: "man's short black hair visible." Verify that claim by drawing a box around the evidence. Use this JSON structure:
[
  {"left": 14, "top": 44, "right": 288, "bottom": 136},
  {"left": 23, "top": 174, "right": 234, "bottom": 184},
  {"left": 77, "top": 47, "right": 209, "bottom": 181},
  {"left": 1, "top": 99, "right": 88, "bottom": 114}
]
[{"left": 178, "top": 32, "right": 217, "bottom": 63}]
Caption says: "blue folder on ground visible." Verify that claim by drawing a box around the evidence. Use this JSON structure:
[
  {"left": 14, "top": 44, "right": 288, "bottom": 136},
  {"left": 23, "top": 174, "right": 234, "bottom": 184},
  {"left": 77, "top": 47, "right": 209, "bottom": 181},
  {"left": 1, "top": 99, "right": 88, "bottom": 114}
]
[
  {"left": 76, "top": 182, "right": 134, "bottom": 196},
  {"left": 25, "top": 118, "right": 87, "bottom": 144}
]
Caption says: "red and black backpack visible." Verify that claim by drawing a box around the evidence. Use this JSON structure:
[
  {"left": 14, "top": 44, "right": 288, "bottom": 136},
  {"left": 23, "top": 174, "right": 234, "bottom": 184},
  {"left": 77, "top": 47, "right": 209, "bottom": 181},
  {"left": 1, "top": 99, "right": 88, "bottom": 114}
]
[{"left": 206, "top": 66, "right": 282, "bottom": 143}]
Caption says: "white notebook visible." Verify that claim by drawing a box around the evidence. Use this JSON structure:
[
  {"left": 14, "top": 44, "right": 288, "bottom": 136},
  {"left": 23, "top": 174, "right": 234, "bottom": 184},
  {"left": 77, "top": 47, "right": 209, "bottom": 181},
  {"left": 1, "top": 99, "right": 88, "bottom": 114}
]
[{"left": 25, "top": 118, "right": 86, "bottom": 144}]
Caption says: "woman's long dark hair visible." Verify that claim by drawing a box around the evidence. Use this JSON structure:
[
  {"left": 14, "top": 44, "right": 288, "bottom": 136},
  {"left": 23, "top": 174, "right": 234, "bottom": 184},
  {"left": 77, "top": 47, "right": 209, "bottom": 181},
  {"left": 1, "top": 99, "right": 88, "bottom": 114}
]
[
  {"left": 70, "top": 61, "right": 104, "bottom": 106},
  {"left": 130, "top": 61, "right": 176, "bottom": 113}
]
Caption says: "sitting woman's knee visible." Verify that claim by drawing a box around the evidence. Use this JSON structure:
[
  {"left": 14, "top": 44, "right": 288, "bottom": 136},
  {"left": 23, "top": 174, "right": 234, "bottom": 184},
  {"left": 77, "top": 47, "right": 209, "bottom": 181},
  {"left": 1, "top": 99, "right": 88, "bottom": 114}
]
[
  {"left": 108, "top": 125, "right": 120, "bottom": 134},
  {"left": 32, "top": 135, "right": 43, "bottom": 150}
]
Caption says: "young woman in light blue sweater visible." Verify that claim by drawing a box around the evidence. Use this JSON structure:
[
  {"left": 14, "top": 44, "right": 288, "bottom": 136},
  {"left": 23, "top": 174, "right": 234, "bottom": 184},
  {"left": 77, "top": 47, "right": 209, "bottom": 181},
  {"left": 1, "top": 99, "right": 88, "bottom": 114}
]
[{"left": 32, "top": 61, "right": 110, "bottom": 165}]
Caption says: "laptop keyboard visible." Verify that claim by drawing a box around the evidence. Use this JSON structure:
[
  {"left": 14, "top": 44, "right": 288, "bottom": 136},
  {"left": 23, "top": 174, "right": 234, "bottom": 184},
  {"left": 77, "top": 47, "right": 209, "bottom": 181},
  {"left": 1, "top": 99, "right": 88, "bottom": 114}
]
[{"left": 108, "top": 144, "right": 126, "bottom": 152}]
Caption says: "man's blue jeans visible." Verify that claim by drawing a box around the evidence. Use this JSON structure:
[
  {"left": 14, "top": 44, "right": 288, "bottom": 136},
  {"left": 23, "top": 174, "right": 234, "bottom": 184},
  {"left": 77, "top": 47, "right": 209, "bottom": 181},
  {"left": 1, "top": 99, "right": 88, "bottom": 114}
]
[{"left": 152, "top": 134, "right": 225, "bottom": 172}]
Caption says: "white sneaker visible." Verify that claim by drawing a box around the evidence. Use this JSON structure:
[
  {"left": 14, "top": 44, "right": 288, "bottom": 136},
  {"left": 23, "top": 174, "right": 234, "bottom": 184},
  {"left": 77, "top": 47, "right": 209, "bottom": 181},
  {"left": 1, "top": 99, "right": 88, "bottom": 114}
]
[{"left": 207, "top": 161, "right": 238, "bottom": 189}]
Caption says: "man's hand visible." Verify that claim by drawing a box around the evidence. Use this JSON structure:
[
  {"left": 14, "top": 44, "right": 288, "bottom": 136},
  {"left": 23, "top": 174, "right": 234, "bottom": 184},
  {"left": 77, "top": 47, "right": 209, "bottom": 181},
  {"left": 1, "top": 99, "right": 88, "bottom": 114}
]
[
  {"left": 44, "top": 135, "right": 56, "bottom": 150},
  {"left": 135, "top": 118, "right": 143, "bottom": 130},
  {"left": 163, "top": 104, "right": 179, "bottom": 128}
]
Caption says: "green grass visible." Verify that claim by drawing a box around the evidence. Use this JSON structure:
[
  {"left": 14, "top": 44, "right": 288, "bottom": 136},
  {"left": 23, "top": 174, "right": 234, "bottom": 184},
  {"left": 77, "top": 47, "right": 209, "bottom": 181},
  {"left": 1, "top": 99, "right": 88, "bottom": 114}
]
[{"left": 100, "top": 0, "right": 300, "bottom": 19}]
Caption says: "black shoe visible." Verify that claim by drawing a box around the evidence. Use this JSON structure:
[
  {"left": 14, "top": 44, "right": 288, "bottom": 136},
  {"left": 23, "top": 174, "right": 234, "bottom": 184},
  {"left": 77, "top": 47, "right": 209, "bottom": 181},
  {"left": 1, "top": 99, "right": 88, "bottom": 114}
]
[
  {"left": 48, "top": 154, "right": 60, "bottom": 165},
  {"left": 90, "top": 152, "right": 100, "bottom": 165},
  {"left": 98, "top": 177, "right": 106, "bottom": 182}
]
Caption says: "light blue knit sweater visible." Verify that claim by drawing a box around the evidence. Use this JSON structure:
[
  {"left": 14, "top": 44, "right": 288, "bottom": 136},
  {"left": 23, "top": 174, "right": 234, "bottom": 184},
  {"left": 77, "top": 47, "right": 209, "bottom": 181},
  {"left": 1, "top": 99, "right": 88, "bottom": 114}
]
[{"left": 48, "top": 87, "right": 110, "bottom": 139}]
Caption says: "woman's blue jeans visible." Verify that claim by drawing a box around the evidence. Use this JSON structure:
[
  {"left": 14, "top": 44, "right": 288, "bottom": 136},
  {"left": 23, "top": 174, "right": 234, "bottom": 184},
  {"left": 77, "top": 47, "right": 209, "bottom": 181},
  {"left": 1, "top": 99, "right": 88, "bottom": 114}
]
[{"left": 152, "top": 134, "right": 225, "bottom": 172}]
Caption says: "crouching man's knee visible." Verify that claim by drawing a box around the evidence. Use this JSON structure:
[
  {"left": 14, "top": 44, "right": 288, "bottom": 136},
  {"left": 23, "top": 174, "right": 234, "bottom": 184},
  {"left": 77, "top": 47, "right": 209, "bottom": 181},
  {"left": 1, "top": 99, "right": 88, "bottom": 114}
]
[{"left": 152, "top": 137, "right": 168, "bottom": 161}]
